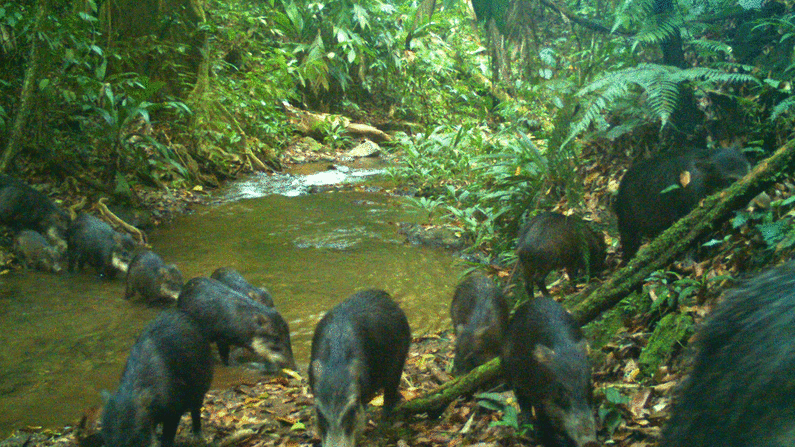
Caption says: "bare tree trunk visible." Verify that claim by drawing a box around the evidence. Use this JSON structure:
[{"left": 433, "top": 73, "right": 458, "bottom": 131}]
[{"left": 0, "top": 0, "right": 48, "bottom": 172}]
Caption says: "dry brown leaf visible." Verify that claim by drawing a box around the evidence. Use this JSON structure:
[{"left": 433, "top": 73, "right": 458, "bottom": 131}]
[{"left": 629, "top": 388, "right": 652, "bottom": 419}]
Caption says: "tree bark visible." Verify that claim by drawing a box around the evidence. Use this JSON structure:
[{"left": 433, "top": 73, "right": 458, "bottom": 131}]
[
  {"left": 394, "top": 140, "right": 795, "bottom": 416},
  {"left": 533, "top": 0, "right": 613, "bottom": 34},
  {"left": 653, "top": 0, "right": 686, "bottom": 68},
  {"left": 0, "top": 0, "right": 48, "bottom": 172}
]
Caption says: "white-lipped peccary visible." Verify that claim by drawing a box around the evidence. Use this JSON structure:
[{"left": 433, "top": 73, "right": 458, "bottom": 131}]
[
  {"left": 177, "top": 277, "right": 295, "bottom": 369},
  {"left": 125, "top": 250, "right": 184, "bottom": 305},
  {"left": 309, "top": 289, "right": 411, "bottom": 447},
  {"left": 502, "top": 297, "right": 597, "bottom": 447},
  {"left": 101, "top": 309, "right": 213, "bottom": 447},
  {"left": 211, "top": 266, "right": 274, "bottom": 307},
  {"left": 0, "top": 174, "right": 69, "bottom": 251},
  {"left": 66, "top": 213, "right": 137, "bottom": 279},
  {"left": 516, "top": 212, "right": 605, "bottom": 297},
  {"left": 615, "top": 145, "right": 749, "bottom": 260},
  {"left": 659, "top": 261, "right": 795, "bottom": 447},
  {"left": 13, "top": 229, "right": 64, "bottom": 273},
  {"left": 450, "top": 272, "right": 508, "bottom": 374}
]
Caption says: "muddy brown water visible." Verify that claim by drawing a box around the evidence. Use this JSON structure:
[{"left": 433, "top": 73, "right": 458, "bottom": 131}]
[{"left": 0, "top": 167, "right": 463, "bottom": 437}]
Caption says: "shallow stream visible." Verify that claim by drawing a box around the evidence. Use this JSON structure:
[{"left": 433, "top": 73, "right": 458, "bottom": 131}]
[{"left": 0, "top": 164, "right": 463, "bottom": 436}]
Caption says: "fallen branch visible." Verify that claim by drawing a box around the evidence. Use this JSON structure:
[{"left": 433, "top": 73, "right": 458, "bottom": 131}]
[
  {"left": 532, "top": 0, "right": 614, "bottom": 35},
  {"left": 97, "top": 198, "right": 148, "bottom": 245},
  {"left": 282, "top": 102, "right": 392, "bottom": 143},
  {"left": 394, "top": 358, "right": 501, "bottom": 417}
]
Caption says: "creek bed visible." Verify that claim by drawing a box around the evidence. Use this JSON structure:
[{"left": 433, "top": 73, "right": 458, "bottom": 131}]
[{"left": 0, "top": 166, "right": 462, "bottom": 436}]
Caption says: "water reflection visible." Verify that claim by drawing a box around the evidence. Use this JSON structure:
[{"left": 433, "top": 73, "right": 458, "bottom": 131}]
[{"left": 0, "top": 181, "right": 461, "bottom": 436}]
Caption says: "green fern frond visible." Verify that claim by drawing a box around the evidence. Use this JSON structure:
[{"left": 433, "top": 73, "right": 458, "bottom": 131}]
[
  {"left": 688, "top": 39, "right": 732, "bottom": 57},
  {"left": 771, "top": 97, "right": 795, "bottom": 121},
  {"left": 566, "top": 63, "right": 760, "bottom": 145},
  {"left": 644, "top": 78, "right": 679, "bottom": 125},
  {"left": 668, "top": 67, "right": 758, "bottom": 85},
  {"left": 635, "top": 16, "right": 682, "bottom": 44},
  {"left": 613, "top": 0, "right": 656, "bottom": 30}
]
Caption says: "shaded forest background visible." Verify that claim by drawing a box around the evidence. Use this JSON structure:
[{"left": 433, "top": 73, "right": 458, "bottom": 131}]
[
  {"left": 3, "top": 0, "right": 795, "bottom": 444},
  {"left": 1, "top": 0, "right": 794, "bottom": 256}
]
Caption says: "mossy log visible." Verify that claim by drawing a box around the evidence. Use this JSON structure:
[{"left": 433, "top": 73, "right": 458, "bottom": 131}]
[
  {"left": 393, "top": 357, "right": 502, "bottom": 418},
  {"left": 394, "top": 140, "right": 795, "bottom": 417}
]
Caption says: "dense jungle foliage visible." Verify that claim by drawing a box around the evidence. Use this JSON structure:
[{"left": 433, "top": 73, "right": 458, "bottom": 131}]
[
  {"left": 3, "top": 0, "right": 795, "bottom": 444},
  {"left": 1, "top": 0, "right": 794, "bottom": 260}
]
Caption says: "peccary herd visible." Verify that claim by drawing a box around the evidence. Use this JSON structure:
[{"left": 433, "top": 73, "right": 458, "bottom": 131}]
[
  {"left": 516, "top": 143, "right": 751, "bottom": 299},
  {"left": 3, "top": 141, "right": 788, "bottom": 447}
]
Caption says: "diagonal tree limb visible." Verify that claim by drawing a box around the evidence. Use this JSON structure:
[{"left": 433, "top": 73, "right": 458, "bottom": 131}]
[
  {"left": 394, "top": 140, "right": 795, "bottom": 417},
  {"left": 570, "top": 139, "right": 795, "bottom": 325}
]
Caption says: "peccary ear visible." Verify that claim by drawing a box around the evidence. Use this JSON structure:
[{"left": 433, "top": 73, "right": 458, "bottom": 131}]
[
  {"left": 473, "top": 327, "right": 491, "bottom": 347},
  {"left": 100, "top": 389, "right": 113, "bottom": 404},
  {"left": 346, "top": 360, "right": 363, "bottom": 393},
  {"left": 133, "top": 390, "right": 155, "bottom": 424},
  {"left": 533, "top": 344, "right": 557, "bottom": 365},
  {"left": 135, "top": 389, "right": 155, "bottom": 407},
  {"left": 347, "top": 359, "right": 363, "bottom": 377}
]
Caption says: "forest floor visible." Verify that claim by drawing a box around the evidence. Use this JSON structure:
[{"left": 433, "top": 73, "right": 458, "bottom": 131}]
[
  {"left": 0, "top": 328, "right": 664, "bottom": 447},
  {"left": 1, "top": 137, "right": 790, "bottom": 447}
]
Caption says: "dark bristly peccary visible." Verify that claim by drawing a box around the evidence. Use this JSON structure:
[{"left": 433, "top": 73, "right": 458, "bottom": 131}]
[
  {"left": 67, "top": 213, "right": 137, "bottom": 278},
  {"left": 125, "top": 250, "right": 184, "bottom": 305},
  {"left": 13, "top": 229, "right": 64, "bottom": 273},
  {"left": 660, "top": 261, "right": 795, "bottom": 447},
  {"left": 0, "top": 174, "right": 69, "bottom": 251},
  {"left": 450, "top": 272, "right": 509, "bottom": 375},
  {"left": 502, "top": 297, "right": 597, "bottom": 447},
  {"left": 211, "top": 266, "right": 274, "bottom": 307},
  {"left": 614, "top": 144, "right": 750, "bottom": 260},
  {"left": 516, "top": 212, "right": 606, "bottom": 297},
  {"left": 177, "top": 277, "right": 295, "bottom": 369},
  {"left": 101, "top": 309, "right": 213, "bottom": 447},
  {"left": 309, "top": 290, "right": 411, "bottom": 447}
]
